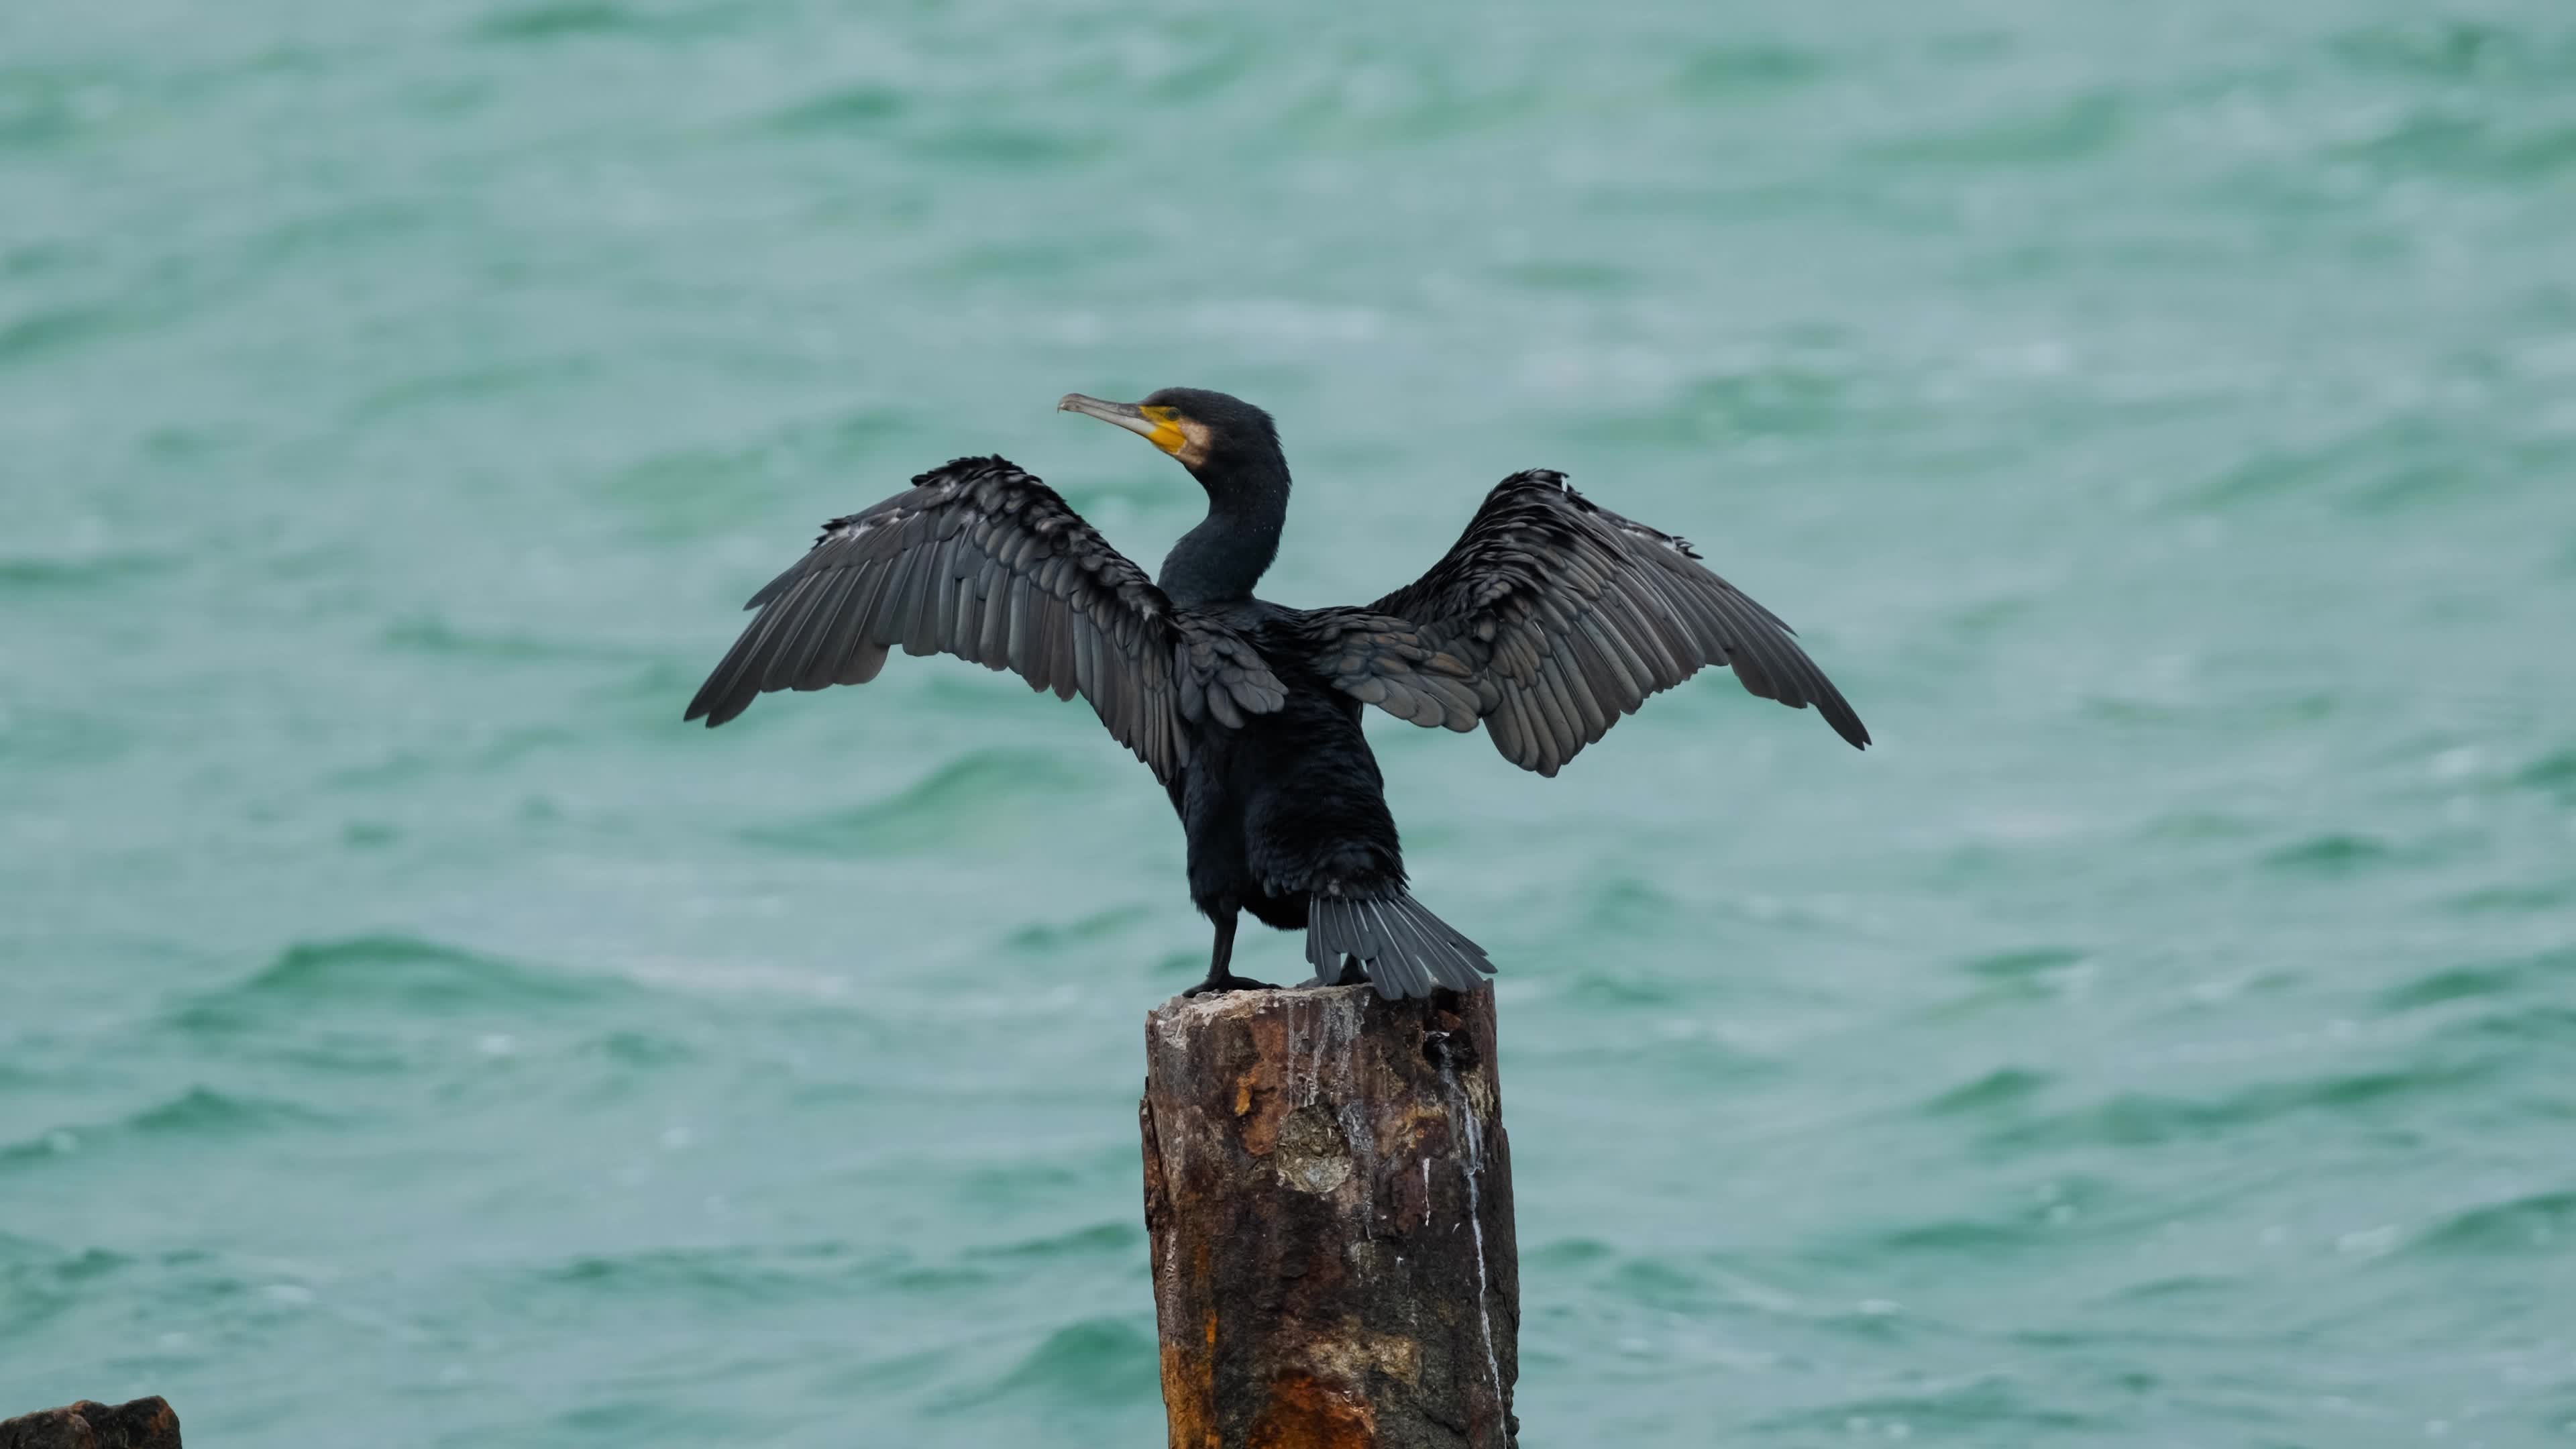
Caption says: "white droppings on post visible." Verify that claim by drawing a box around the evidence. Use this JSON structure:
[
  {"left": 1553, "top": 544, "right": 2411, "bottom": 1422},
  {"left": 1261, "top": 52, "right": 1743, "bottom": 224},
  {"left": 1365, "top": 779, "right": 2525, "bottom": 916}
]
[
  {"left": 1339, "top": 1097, "right": 1378, "bottom": 1239},
  {"left": 1153, "top": 999, "right": 1205, "bottom": 1058},
  {"left": 1301, "top": 1000, "right": 1330, "bottom": 1105},
  {"left": 1438, "top": 1044, "right": 1503, "bottom": 1417},
  {"left": 1322, "top": 991, "right": 1374, "bottom": 1234},
  {"left": 1276, "top": 986, "right": 1364, "bottom": 1110}
]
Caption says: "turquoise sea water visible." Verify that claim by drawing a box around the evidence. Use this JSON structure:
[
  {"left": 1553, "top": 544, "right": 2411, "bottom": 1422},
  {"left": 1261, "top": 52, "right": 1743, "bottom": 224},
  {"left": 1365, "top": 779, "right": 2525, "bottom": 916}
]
[{"left": 7, "top": 0, "right": 2576, "bottom": 1443}]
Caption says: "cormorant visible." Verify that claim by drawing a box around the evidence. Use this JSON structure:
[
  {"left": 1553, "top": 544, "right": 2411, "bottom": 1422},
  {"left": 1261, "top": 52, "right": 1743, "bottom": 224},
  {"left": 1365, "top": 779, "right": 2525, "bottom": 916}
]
[{"left": 685, "top": 388, "right": 1869, "bottom": 999}]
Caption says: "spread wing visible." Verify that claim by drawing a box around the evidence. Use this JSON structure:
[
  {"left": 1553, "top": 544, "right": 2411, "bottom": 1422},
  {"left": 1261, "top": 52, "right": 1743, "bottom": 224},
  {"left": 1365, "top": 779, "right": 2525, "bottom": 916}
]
[
  {"left": 684, "top": 455, "right": 1285, "bottom": 784},
  {"left": 1293, "top": 470, "right": 1868, "bottom": 776}
]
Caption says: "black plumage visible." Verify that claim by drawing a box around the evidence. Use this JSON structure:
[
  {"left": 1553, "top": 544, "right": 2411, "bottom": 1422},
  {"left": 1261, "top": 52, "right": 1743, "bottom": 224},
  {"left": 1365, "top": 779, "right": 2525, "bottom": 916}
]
[{"left": 686, "top": 387, "right": 1868, "bottom": 999}]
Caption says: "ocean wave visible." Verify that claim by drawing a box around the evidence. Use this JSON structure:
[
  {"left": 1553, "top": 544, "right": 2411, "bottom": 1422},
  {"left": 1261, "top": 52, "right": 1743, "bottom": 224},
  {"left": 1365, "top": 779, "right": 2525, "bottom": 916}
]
[
  {"left": 1275, "top": 71, "right": 1548, "bottom": 148},
  {"left": 0, "top": 1240, "right": 134, "bottom": 1346},
  {"left": 467, "top": 1, "right": 697, "bottom": 44},
  {"left": 172, "top": 934, "right": 610, "bottom": 1034},
  {"left": 0, "top": 301, "right": 125, "bottom": 366},
  {"left": 2339, "top": 112, "right": 2576, "bottom": 182},
  {"left": 535, "top": 1243, "right": 900, "bottom": 1304},
  {"left": 1758, "top": 1374, "right": 2105, "bottom": 1436},
  {"left": 2410, "top": 1189, "right": 2576, "bottom": 1256},
  {"left": 1527, "top": 1236, "right": 1618, "bottom": 1271},
  {"left": 907, "top": 125, "right": 1106, "bottom": 173},
  {"left": 739, "top": 748, "right": 1096, "bottom": 856},
  {"left": 1960, "top": 947, "right": 2086, "bottom": 981},
  {"left": 1670, "top": 42, "right": 1830, "bottom": 102},
  {"left": 1560, "top": 967, "right": 1689, "bottom": 1010},
  {"left": 523, "top": 1226, "right": 1136, "bottom": 1311},
  {"left": 0, "top": 67, "right": 118, "bottom": 152},
  {"left": 967, "top": 1221, "right": 1137, "bottom": 1263},
  {"left": 2514, "top": 746, "right": 2576, "bottom": 798},
  {"left": 1923, "top": 1066, "right": 2053, "bottom": 1116},
  {"left": 2261, "top": 833, "right": 2398, "bottom": 875},
  {"left": 0, "top": 548, "right": 165, "bottom": 591},
  {"left": 378, "top": 619, "right": 644, "bottom": 670},
  {"left": 1568, "top": 366, "right": 1860, "bottom": 446},
  {"left": 2330, "top": 19, "right": 2576, "bottom": 85},
  {"left": 472, "top": 1, "right": 625, "bottom": 40},
  {"left": 1979, "top": 1065, "right": 2491, "bottom": 1153},
  {"left": 767, "top": 85, "right": 906, "bottom": 136},
  {"left": 0, "top": 1087, "right": 339, "bottom": 1171},
  {"left": 2428, "top": 1004, "right": 2576, "bottom": 1052},
  {"left": 2442, "top": 879, "right": 2576, "bottom": 916},
  {"left": 2379, "top": 948, "right": 2575, "bottom": 1012},
  {"left": 1002, "top": 904, "right": 1152, "bottom": 955},
  {"left": 1869, "top": 92, "right": 2130, "bottom": 168},
  {"left": 963, "top": 1316, "right": 1159, "bottom": 1411},
  {"left": 127, "top": 1085, "right": 340, "bottom": 1138}
]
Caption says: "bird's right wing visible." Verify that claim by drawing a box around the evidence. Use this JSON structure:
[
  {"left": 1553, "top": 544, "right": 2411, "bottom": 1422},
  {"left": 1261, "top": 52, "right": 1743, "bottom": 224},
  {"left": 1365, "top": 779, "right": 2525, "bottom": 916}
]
[
  {"left": 1289, "top": 469, "right": 1868, "bottom": 776},
  {"left": 684, "top": 455, "right": 1285, "bottom": 785}
]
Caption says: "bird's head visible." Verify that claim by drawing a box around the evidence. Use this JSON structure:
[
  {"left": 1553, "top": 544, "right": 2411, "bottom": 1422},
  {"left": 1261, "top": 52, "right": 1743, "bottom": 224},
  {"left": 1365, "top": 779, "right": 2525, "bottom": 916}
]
[{"left": 1059, "top": 387, "right": 1286, "bottom": 500}]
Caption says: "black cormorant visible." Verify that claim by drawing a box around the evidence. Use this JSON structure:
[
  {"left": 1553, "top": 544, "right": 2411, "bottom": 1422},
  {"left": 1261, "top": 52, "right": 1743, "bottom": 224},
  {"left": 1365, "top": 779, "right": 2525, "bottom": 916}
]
[{"left": 685, "top": 388, "right": 1869, "bottom": 998}]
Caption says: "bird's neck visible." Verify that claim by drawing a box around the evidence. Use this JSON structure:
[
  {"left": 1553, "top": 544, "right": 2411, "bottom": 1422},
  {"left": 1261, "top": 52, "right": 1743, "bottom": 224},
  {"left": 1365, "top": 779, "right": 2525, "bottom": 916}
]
[{"left": 1159, "top": 460, "right": 1289, "bottom": 608}]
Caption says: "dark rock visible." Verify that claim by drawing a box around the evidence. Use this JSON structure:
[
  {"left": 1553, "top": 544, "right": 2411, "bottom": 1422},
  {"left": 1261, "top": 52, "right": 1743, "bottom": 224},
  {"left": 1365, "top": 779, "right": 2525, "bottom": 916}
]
[
  {"left": 0, "top": 1398, "right": 181, "bottom": 1449},
  {"left": 1142, "top": 984, "right": 1517, "bottom": 1448}
]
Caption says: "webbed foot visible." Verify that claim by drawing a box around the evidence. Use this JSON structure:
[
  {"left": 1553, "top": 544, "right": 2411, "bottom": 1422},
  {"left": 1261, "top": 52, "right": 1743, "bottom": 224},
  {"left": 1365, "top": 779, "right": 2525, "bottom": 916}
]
[{"left": 1185, "top": 972, "right": 1279, "bottom": 997}]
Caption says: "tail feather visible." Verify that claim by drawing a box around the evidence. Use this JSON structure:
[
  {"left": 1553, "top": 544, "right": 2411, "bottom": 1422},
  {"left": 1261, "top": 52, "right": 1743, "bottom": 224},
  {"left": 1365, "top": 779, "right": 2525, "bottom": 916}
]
[{"left": 1306, "top": 891, "right": 1495, "bottom": 1000}]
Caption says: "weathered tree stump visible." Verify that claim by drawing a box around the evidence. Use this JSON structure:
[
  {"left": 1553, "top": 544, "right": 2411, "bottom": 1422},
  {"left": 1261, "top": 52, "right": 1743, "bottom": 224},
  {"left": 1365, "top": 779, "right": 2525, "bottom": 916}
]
[
  {"left": 1141, "top": 983, "right": 1517, "bottom": 1448},
  {"left": 0, "top": 1397, "right": 180, "bottom": 1449}
]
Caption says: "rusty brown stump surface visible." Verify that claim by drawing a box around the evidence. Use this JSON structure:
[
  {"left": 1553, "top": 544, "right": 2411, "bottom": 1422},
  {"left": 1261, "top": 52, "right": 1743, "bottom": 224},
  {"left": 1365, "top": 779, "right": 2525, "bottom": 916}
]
[
  {"left": 0, "top": 1397, "right": 180, "bottom": 1449},
  {"left": 1142, "top": 983, "right": 1517, "bottom": 1449}
]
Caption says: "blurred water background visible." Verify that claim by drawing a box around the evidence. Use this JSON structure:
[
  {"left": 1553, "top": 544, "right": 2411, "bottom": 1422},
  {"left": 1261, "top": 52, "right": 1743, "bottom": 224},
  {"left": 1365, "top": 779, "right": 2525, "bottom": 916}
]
[{"left": 7, "top": 0, "right": 2576, "bottom": 1444}]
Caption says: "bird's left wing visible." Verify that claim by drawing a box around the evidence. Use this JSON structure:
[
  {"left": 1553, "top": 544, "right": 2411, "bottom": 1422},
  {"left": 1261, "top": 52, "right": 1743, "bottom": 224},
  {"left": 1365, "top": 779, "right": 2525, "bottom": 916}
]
[
  {"left": 685, "top": 455, "right": 1284, "bottom": 784},
  {"left": 1287, "top": 469, "right": 1868, "bottom": 776}
]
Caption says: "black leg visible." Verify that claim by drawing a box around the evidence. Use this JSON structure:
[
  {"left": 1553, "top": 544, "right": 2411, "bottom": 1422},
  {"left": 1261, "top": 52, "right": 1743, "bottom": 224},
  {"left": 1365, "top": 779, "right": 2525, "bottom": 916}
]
[
  {"left": 1185, "top": 910, "right": 1275, "bottom": 996},
  {"left": 1333, "top": 954, "right": 1369, "bottom": 987}
]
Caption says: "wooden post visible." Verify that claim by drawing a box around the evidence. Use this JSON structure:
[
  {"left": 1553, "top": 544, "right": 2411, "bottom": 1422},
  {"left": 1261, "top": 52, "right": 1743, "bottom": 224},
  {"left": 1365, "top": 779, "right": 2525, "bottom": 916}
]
[
  {"left": 1140, "top": 983, "right": 1518, "bottom": 1448},
  {"left": 0, "top": 1397, "right": 181, "bottom": 1449}
]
